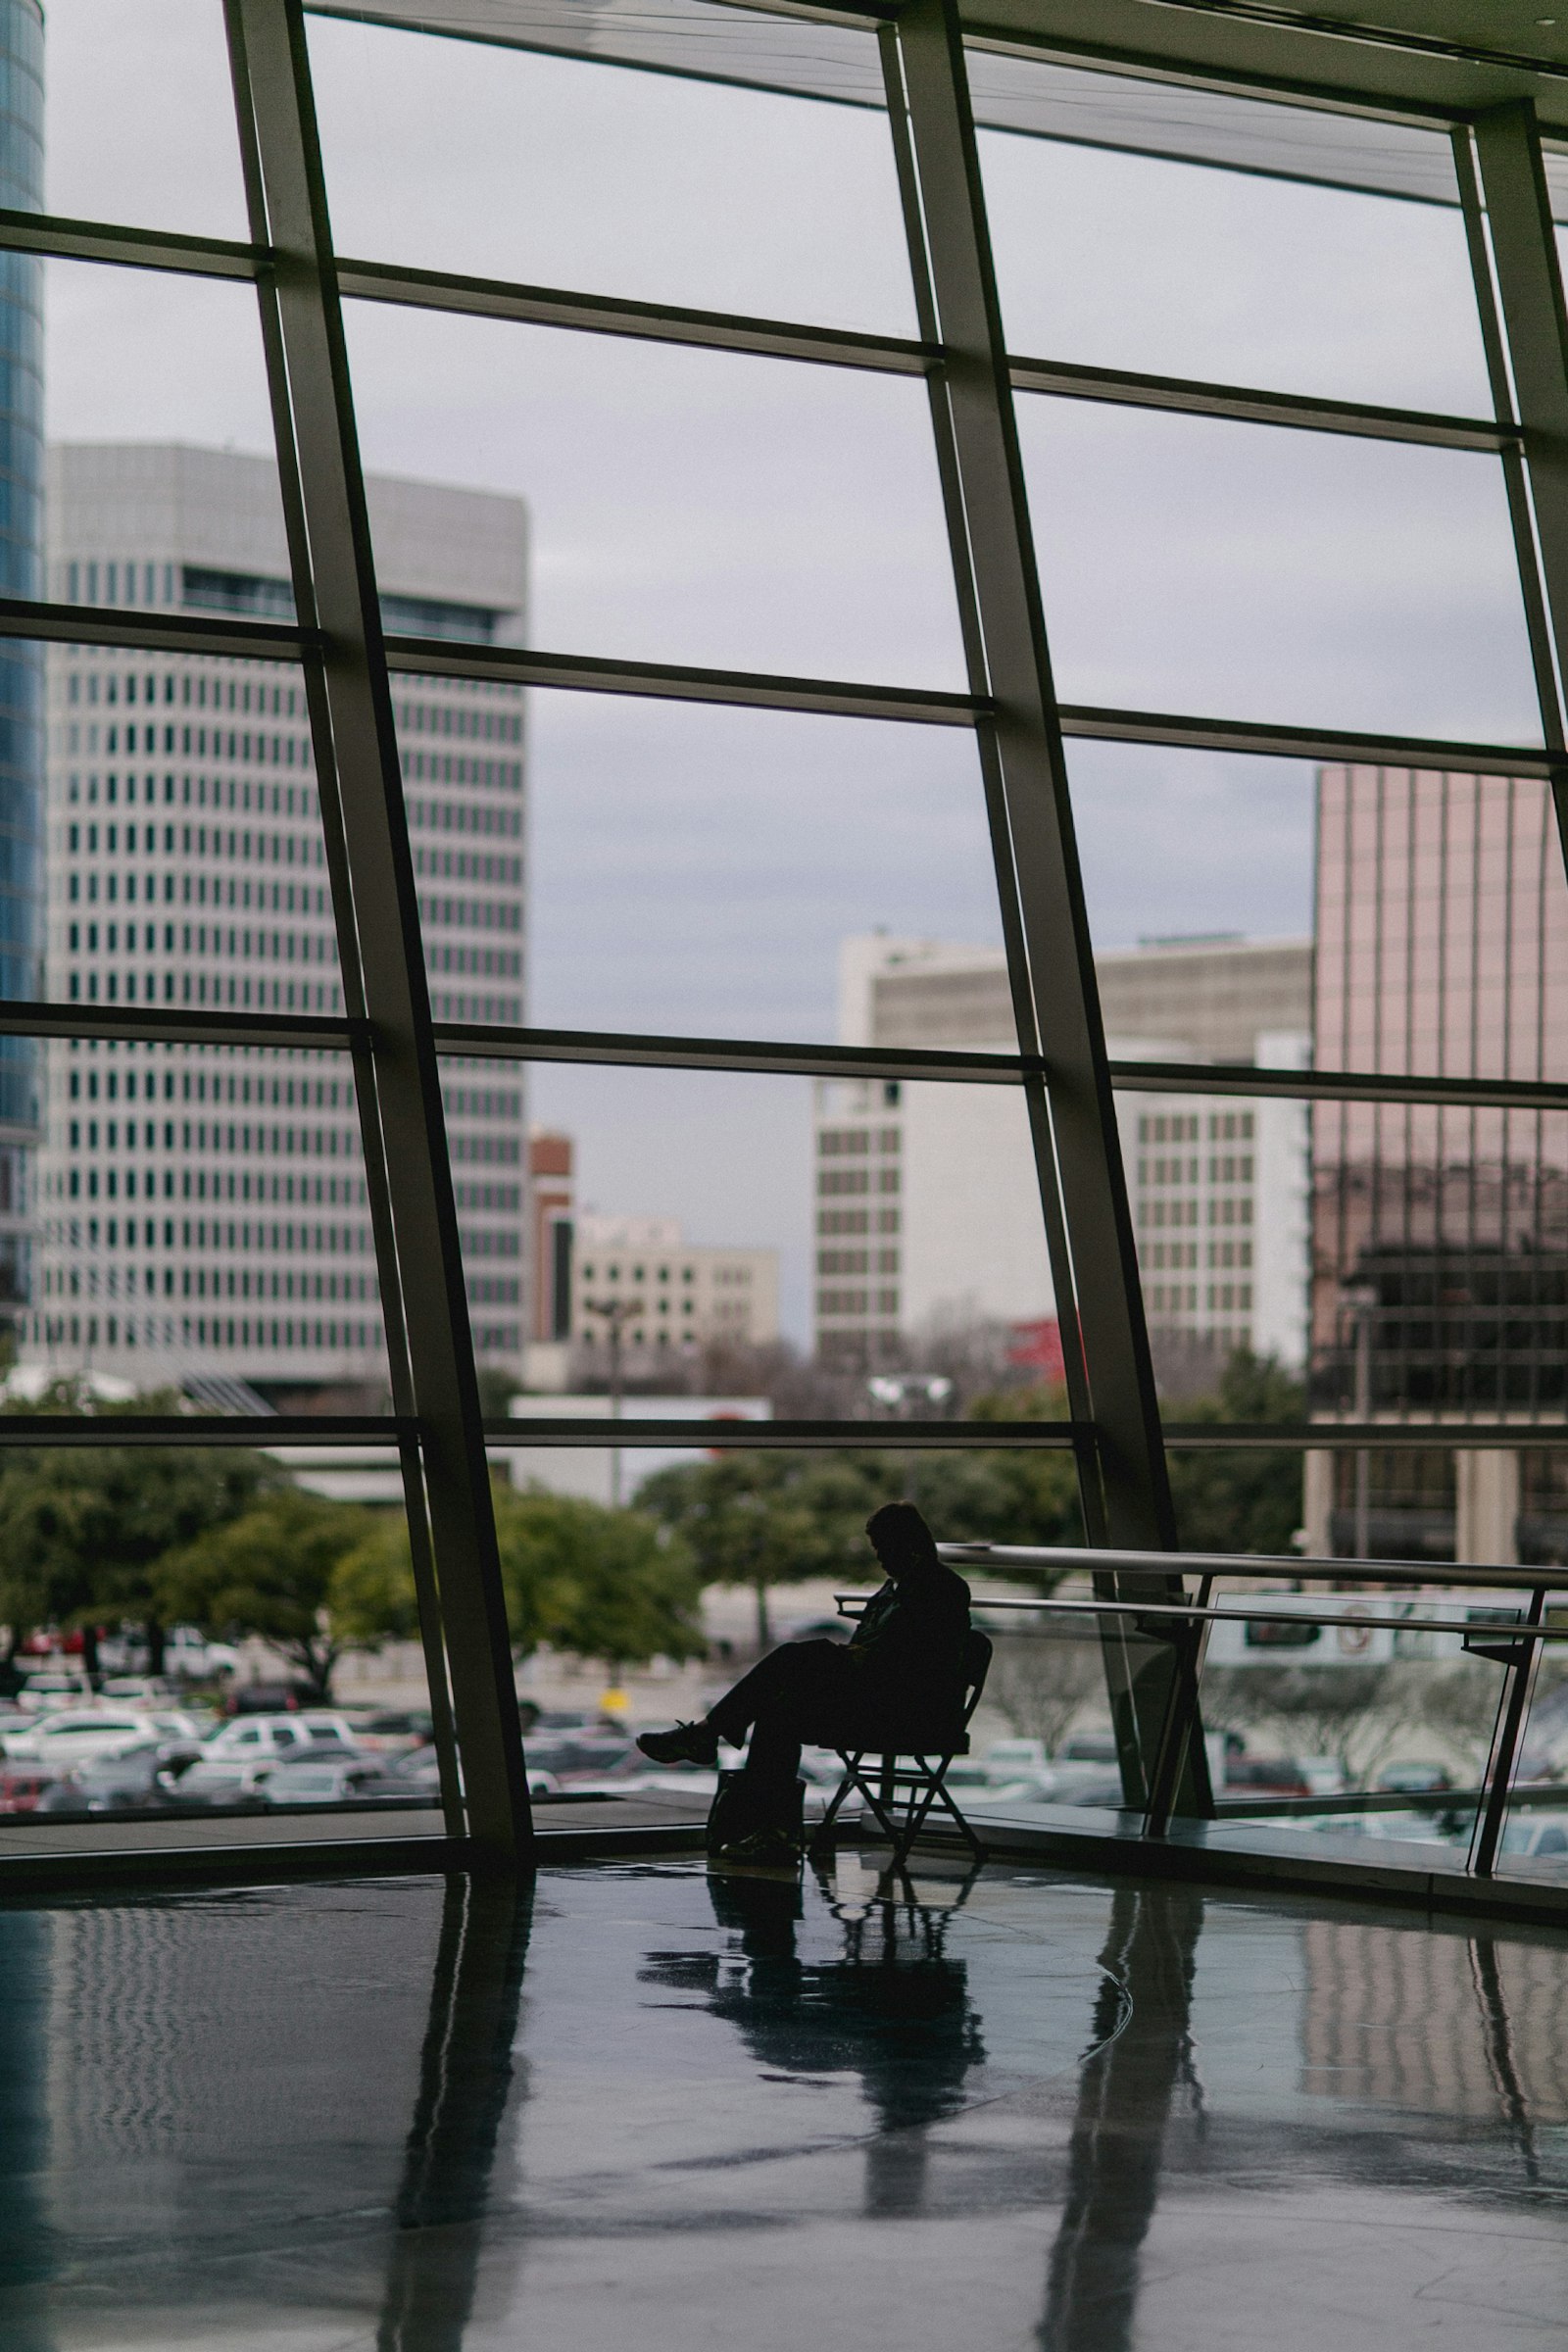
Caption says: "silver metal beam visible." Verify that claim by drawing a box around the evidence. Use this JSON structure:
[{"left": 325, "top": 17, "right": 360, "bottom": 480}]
[
  {"left": 338, "top": 254, "right": 937, "bottom": 373},
  {"left": 383, "top": 635, "right": 984, "bottom": 725},
  {"left": 225, "top": 0, "right": 531, "bottom": 1863},
  {"left": 1056, "top": 699, "right": 1563, "bottom": 775},
  {"left": 0, "top": 203, "right": 263, "bottom": 278},
  {"left": 0, "top": 1002, "right": 361, "bottom": 1052},
  {"left": 1469, "top": 102, "right": 1568, "bottom": 853},
  {"left": 884, "top": 0, "right": 1208, "bottom": 1815},
  {"left": 1011, "top": 353, "right": 1512, "bottom": 450}
]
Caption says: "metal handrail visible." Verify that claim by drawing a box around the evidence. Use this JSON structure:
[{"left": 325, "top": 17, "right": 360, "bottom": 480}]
[
  {"left": 937, "top": 1542, "right": 1568, "bottom": 1595},
  {"left": 851, "top": 1554, "right": 1568, "bottom": 1882}
]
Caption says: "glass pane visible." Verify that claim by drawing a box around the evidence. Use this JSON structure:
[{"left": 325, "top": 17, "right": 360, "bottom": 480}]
[
  {"left": 1020, "top": 400, "right": 1541, "bottom": 742},
  {"left": 1196, "top": 1561, "right": 1500, "bottom": 1823},
  {"left": 1317, "top": 762, "right": 1568, "bottom": 1085},
  {"left": 24, "top": 1043, "right": 389, "bottom": 1405},
  {"left": 45, "top": 265, "right": 282, "bottom": 564},
  {"left": 42, "top": 644, "right": 326, "bottom": 1010},
  {"left": 0, "top": 1446, "right": 439, "bottom": 1836},
  {"left": 1070, "top": 740, "right": 1314, "bottom": 966},
  {"left": 487, "top": 1059, "right": 1061, "bottom": 1407},
  {"left": 43, "top": 0, "right": 250, "bottom": 241},
  {"left": 977, "top": 57, "right": 1490, "bottom": 414},
  {"left": 1311, "top": 1101, "right": 1568, "bottom": 1421},
  {"left": 308, "top": 15, "right": 915, "bottom": 336},
  {"left": 346, "top": 306, "right": 964, "bottom": 688},
  {"left": 512, "top": 694, "right": 1001, "bottom": 1042},
  {"left": 1112, "top": 1084, "right": 1311, "bottom": 1396}
]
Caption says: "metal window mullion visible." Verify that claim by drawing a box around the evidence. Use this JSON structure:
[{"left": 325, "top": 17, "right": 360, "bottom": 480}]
[
  {"left": 1453, "top": 124, "right": 1567, "bottom": 758},
  {"left": 224, "top": 0, "right": 529, "bottom": 1861},
  {"left": 882, "top": 0, "right": 1208, "bottom": 1814},
  {"left": 881, "top": 22, "right": 1095, "bottom": 1489},
  {"left": 228, "top": 70, "right": 466, "bottom": 1838},
  {"left": 1467, "top": 102, "right": 1568, "bottom": 887}
]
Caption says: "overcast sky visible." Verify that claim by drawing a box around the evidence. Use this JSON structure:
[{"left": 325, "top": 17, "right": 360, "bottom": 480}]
[{"left": 40, "top": 2, "right": 1547, "bottom": 1338}]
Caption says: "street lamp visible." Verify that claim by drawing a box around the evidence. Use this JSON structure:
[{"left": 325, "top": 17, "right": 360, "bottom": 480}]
[
  {"left": 582, "top": 1295, "right": 644, "bottom": 1506},
  {"left": 1340, "top": 1281, "right": 1379, "bottom": 1562},
  {"left": 866, "top": 1373, "right": 955, "bottom": 1419}
]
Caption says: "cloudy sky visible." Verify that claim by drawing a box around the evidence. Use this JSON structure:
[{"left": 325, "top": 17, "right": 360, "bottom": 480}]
[{"left": 41, "top": 2, "right": 1545, "bottom": 1337}]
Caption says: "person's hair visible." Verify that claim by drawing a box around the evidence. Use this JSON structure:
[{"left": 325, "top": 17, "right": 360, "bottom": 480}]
[{"left": 865, "top": 1500, "right": 939, "bottom": 1569}]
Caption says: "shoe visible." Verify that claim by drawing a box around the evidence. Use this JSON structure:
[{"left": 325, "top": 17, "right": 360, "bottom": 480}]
[
  {"left": 715, "top": 1825, "right": 803, "bottom": 1866},
  {"left": 636, "top": 1720, "right": 719, "bottom": 1768}
]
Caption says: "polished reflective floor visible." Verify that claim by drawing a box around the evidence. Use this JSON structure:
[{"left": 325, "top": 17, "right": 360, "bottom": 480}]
[{"left": 0, "top": 1855, "right": 1564, "bottom": 2349}]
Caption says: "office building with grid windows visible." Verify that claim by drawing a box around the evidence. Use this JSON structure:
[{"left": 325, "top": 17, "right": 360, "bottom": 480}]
[
  {"left": 814, "top": 933, "right": 1311, "bottom": 1368},
  {"left": 24, "top": 442, "right": 527, "bottom": 1393}
]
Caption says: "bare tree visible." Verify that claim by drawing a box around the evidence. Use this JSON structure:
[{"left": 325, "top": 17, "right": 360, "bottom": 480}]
[{"left": 986, "top": 1623, "right": 1105, "bottom": 1756}]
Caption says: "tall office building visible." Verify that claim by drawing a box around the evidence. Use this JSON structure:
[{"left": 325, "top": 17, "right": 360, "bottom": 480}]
[
  {"left": 1308, "top": 762, "right": 1568, "bottom": 1561},
  {"left": 813, "top": 933, "right": 1312, "bottom": 1370},
  {"left": 0, "top": 0, "right": 43, "bottom": 1338},
  {"left": 23, "top": 444, "right": 527, "bottom": 1396}
]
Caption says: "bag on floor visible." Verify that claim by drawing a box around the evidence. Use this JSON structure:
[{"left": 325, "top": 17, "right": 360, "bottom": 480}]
[{"left": 706, "top": 1768, "right": 806, "bottom": 1859}]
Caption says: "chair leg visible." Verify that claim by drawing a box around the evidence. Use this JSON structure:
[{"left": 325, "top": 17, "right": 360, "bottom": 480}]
[
  {"left": 808, "top": 1763, "right": 856, "bottom": 1853},
  {"left": 926, "top": 1765, "right": 987, "bottom": 1861}
]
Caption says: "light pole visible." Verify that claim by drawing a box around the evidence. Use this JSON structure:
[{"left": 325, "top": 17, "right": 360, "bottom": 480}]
[
  {"left": 1340, "top": 1281, "right": 1379, "bottom": 1562},
  {"left": 583, "top": 1296, "right": 644, "bottom": 1506}
]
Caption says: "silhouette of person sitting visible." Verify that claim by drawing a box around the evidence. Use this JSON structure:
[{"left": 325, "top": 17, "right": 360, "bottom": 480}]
[{"left": 637, "top": 1501, "right": 971, "bottom": 1851}]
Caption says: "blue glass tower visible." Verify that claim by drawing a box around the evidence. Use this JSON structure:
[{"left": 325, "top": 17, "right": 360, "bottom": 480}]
[{"left": 0, "top": 0, "right": 42, "bottom": 1332}]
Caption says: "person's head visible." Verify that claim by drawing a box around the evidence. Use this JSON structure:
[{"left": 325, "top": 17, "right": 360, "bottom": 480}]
[{"left": 866, "top": 1500, "right": 940, "bottom": 1581}]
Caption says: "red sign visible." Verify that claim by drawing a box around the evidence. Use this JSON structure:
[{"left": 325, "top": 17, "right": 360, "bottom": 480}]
[{"left": 1007, "top": 1318, "right": 1065, "bottom": 1381}]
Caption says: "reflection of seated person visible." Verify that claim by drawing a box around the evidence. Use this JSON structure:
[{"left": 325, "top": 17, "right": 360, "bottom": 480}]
[
  {"left": 640, "top": 1866, "right": 985, "bottom": 2218},
  {"left": 637, "top": 1501, "right": 972, "bottom": 1789}
]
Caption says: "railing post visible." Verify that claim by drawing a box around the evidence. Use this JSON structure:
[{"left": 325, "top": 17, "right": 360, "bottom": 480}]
[{"left": 1468, "top": 1588, "right": 1546, "bottom": 1879}]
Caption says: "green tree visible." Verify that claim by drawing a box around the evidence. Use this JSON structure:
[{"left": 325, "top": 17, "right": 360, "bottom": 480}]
[
  {"left": 1166, "top": 1350, "right": 1305, "bottom": 1555},
  {"left": 156, "top": 1488, "right": 373, "bottom": 1696},
  {"left": 640, "top": 1428, "right": 1081, "bottom": 1646},
  {"left": 0, "top": 1413, "right": 278, "bottom": 1675},
  {"left": 330, "top": 1488, "right": 705, "bottom": 1669}
]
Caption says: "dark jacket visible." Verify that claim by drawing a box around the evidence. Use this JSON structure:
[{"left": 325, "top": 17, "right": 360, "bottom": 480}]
[{"left": 848, "top": 1560, "right": 972, "bottom": 1722}]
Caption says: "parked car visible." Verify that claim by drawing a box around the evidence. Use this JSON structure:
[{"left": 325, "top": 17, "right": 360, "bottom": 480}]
[
  {"left": 339, "top": 1708, "right": 433, "bottom": 1756},
  {"left": 224, "top": 1682, "right": 318, "bottom": 1716},
  {"left": 261, "top": 1757, "right": 417, "bottom": 1807},
  {"left": 1376, "top": 1761, "right": 1455, "bottom": 1795},
  {"left": 984, "top": 1738, "right": 1052, "bottom": 1778},
  {"left": 1056, "top": 1776, "right": 1130, "bottom": 1809},
  {"left": 163, "top": 1629, "right": 240, "bottom": 1679},
  {"left": 1223, "top": 1756, "right": 1313, "bottom": 1798},
  {"left": 174, "top": 1753, "right": 286, "bottom": 1806},
  {"left": 524, "top": 1735, "right": 639, "bottom": 1785},
  {"left": 1498, "top": 1813, "right": 1568, "bottom": 1860},
  {"left": 0, "top": 1765, "right": 60, "bottom": 1814},
  {"left": 34, "top": 1742, "right": 190, "bottom": 1815},
  {"left": 199, "top": 1711, "right": 360, "bottom": 1763},
  {"left": 4, "top": 1709, "right": 206, "bottom": 1768},
  {"left": 15, "top": 1671, "right": 93, "bottom": 1712}
]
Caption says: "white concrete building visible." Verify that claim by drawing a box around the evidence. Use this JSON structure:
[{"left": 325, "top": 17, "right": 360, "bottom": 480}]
[
  {"left": 813, "top": 934, "right": 1313, "bottom": 1369},
  {"left": 23, "top": 443, "right": 528, "bottom": 1396},
  {"left": 571, "top": 1213, "right": 779, "bottom": 1362}
]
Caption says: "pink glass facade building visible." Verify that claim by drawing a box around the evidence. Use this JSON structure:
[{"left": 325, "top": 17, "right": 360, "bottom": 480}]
[{"left": 1313, "top": 765, "right": 1568, "bottom": 1552}]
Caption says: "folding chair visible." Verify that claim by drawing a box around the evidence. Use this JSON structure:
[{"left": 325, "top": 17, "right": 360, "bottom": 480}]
[{"left": 809, "top": 1630, "right": 993, "bottom": 1874}]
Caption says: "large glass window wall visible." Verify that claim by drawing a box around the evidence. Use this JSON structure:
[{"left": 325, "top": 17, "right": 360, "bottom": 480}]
[{"left": 5, "top": 0, "right": 1568, "bottom": 1885}]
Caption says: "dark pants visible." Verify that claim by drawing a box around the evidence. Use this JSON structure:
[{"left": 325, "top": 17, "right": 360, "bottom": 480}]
[{"left": 707, "top": 1640, "right": 870, "bottom": 1784}]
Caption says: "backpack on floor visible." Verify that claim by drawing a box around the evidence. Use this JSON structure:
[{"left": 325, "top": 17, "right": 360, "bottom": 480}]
[{"left": 706, "top": 1768, "right": 806, "bottom": 1859}]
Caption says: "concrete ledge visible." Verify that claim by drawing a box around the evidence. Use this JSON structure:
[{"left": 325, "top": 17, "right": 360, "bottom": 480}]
[
  {"left": 881, "top": 1801, "right": 1568, "bottom": 1929},
  {"left": 0, "top": 1797, "right": 712, "bottom": 1898}
]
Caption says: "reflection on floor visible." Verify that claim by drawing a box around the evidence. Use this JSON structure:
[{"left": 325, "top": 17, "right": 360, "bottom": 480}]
[{"left": 0, "top": 1854, "right": 1564, "bottom": 2348}]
